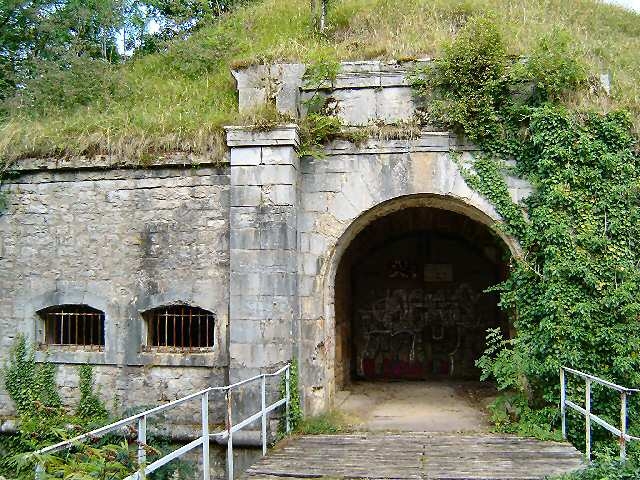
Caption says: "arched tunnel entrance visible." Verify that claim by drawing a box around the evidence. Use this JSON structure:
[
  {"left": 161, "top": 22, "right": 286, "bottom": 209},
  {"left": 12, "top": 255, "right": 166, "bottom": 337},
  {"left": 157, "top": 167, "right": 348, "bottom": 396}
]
[{"left": 334, "top": 206, "right": 511, "bottom": 390}]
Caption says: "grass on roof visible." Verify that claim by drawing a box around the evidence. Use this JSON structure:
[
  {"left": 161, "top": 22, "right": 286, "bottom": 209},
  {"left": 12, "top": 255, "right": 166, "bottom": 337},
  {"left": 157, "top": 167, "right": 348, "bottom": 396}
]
[{"left": 1, "top": 0, "right": 639, "bottom": 164}]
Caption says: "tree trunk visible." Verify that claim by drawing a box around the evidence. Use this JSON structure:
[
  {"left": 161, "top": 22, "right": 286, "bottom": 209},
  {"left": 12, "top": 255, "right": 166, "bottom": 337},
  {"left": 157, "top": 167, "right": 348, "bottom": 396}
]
[
  {"left": 311, "top": 0, "right": 326, "bottom": 33},
  {"left": 320, "top": 0, "right": 326, "bottom": 32}
]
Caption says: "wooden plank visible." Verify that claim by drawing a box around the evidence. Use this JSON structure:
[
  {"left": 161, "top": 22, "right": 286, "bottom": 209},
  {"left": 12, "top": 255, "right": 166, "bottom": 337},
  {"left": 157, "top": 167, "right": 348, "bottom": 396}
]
[{"left": 244, "top": 433, "right": 585, "bottom": 480}]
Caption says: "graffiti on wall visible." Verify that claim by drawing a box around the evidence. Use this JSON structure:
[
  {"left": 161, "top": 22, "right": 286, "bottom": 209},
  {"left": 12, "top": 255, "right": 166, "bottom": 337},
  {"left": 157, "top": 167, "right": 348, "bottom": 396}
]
[{"left": 354, "top": 283, "right": 497, "bottom": 380}]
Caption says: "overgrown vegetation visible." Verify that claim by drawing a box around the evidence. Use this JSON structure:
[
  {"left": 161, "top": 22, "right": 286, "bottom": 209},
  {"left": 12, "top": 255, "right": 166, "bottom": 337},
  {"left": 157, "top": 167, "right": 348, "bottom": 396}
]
[
  {"left": 1, "top": 0, "right": 639, "bottom": 164},
  {"left": 295, "top": 410, "right": 352, "bottom": 435},
  {"left": 0, "top": 0, "right": 251, "bottom": 104},
  {"left": 278, "top": 360, "right": 351, "bottom": 436},
  {"left": 411, "top": 14, "right": 640, "bottom": 476},
  {"left": 0, "top": 336, "right": 192, "bottom": 479},
  {"left": 279, "top": 360, "right": 303, "bottom": 437},
  {"left": 554, "top": 456, "right": 640, "bottom": 480},
  {"left": 76, "top": 364, "right": 109, "bottom": 422}
]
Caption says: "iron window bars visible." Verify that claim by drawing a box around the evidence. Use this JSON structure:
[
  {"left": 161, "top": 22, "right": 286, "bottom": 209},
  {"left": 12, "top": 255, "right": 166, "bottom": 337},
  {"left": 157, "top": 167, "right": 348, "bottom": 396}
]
[
  {"left": 143, "top": 305, "right": 215, "bottom": 352},
  {"left": 39, "top": 305, "right": 105, "bottom": 349}
]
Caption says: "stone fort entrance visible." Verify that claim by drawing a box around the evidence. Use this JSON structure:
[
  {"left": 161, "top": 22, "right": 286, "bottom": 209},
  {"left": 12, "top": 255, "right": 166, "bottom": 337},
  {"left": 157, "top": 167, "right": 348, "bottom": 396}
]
[
  {"left": 0, "top": 62, "right": 533, "bottom": 426},
  {"left": 335, "top": 206, "right": 509, "bottom": 387}
]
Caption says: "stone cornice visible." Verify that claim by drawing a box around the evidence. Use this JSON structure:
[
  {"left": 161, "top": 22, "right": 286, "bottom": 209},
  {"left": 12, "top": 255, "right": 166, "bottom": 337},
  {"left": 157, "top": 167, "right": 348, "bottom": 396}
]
[{"left": 225, "top": 124, "right": 300, "bottom": 149}]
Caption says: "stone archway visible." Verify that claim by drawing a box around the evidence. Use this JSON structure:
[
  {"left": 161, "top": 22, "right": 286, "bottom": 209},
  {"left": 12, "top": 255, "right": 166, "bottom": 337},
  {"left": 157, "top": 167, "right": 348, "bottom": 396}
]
[
  {"left": 334, "top": 205, "right": 511, "bottom": 389},
  {"left": 320, "top": 194, "right": 519, "bottom": 407}
]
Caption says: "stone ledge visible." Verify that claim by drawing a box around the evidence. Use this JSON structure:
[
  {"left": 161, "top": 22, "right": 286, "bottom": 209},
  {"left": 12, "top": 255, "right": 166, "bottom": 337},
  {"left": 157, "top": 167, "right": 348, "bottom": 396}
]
[
  {"left": 301, "top": 59, "right": 432, "bottom": 91},
  {"left": 319, "top": 131, "right": 477, "bottom": 155},
  {"left": 8, "top": 152, "right": 228, "bottom": 173},
  {"left": 225, "top": 125, "right": 300, "bottom": 148}
]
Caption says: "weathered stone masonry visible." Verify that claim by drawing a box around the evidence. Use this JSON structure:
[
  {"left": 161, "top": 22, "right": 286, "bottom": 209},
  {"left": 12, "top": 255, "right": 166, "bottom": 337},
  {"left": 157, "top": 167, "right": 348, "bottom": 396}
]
[
  {"left": 0, "top": 61, "right": 534, "bottom": 427},
  {"left": 0, "top": 158, "right": 229, "bottom": 432}
]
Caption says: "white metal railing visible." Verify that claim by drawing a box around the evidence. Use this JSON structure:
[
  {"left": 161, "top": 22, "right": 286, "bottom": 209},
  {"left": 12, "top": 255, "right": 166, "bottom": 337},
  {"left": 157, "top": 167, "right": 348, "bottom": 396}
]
[
  {"left": 561, "top": 366, "right": 640, "bottom": 461},
  {"left": 33, "top": 364, "right": 291, "bottom": 480}
]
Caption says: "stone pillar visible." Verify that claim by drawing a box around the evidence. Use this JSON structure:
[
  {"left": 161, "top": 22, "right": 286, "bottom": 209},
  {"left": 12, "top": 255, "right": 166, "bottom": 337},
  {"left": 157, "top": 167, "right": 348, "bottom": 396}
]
[{"left": 226, "top": 125, "right": 300, "bottom": 384}]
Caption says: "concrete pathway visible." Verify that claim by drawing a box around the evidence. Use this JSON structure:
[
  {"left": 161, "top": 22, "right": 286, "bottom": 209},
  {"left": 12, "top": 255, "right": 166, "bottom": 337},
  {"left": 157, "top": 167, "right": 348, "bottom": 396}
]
[{"left": 336, "top": 380, "right": 496, "bottom": 432}]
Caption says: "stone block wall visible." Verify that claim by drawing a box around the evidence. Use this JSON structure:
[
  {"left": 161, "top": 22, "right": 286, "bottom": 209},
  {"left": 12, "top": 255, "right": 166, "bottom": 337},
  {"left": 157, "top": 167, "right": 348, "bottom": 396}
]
[
  {"left": 0, "top": 61, "right": 537, "bottom": 428},
  {"left": 233, "top": 60, "right": 429, "bottom": 126},
  {"left": 296, "top": 136, "right": 530, "bottom": 413},
  {"left": 226, "top": 127, "right": 300, "bottom": 384},
  {"left": 0, "top": 157, "right": 230, "bottom": 430}
]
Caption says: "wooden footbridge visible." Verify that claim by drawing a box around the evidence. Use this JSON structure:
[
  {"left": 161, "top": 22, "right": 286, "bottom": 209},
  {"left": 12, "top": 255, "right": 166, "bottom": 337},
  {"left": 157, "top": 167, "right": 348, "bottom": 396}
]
[
  {"left": 35, "top": 366, "right": 640, "bottom": 480},
  {"left": 244, "top": 433, "right": 584, "bottom": 480}
]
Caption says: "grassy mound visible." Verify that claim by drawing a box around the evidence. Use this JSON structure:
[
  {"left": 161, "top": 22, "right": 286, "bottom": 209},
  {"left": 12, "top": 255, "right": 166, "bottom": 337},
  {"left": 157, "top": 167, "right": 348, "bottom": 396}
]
[{"left": 1, "top": 0, "right": 639, "bottom": 163}]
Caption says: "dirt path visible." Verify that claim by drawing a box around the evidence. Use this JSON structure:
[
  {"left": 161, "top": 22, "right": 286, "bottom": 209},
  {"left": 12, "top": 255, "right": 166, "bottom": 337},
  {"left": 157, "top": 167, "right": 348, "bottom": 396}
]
[{"left": 336, "top": 380, "right": 497, "bottom": 432}]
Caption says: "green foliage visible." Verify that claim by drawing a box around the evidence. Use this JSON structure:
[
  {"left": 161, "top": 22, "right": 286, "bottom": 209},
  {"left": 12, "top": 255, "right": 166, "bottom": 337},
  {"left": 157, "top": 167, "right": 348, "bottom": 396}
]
[
  {"left": 3, "top": 0, "right": 640, "bottom": 162},
  {"left": 303, "top": 57, "right": 340, "bottom": 90},
  {"left": 554, "top": 455, "right": 640, "bottom": 480},
  {"left": 0, "top": 0, "right": 124, "bottom": 104},
  {"left": 0, "top": 337, "right": 138, "bottom": 479},
  {"left": 413, "top": 15, "right": 640, "bottom": 462},
  {"left": 76, "top": 365, "right": 109, "bottom": 422},
  {"left": 299, "top": 114, "right": 344, "bottom": 157},
  {"left": 476, "top": 328, "right": 525, "bottom": 392},
  {"left": 3, "top": 336, "right": 61, "bottom": 416},
  {"left": 487, "top": 393, "right": 563, "bottom": 441},
  {"left": 145, "top": 0, "right": 248, "bottom": 36},
  {"left": 277, "top": 360, "right": 349, "bottom": 436},
  {"left": 279, "top": 360, "right": 303, "bottom": 436},
  {"left": 524, "top": 29, "right": 588, "bottom": 102},
  {"left": 0, "top": 0, "right": 251, "bottom": 105},
  {"left": 28, "top": 441, "right": 136, "bottom": 480},
  {"left": 295, "top": 411, "right": 351, "bottom": 435},
  {"left": 297, "top": 57, "right": 346, "bottom": 157},
  {"left": 454, "top": 155, "right": 527, "bottom": 237},
  {"left": 10, "top": 56, "right": 120, "bottom": 116},
  {"left": 411, "top": 15, "right": 510, "bottom": 146}
]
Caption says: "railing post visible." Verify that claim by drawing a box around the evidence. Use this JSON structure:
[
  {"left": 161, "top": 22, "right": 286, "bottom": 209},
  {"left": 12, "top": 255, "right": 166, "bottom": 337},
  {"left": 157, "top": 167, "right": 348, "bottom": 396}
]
[
  {"left": 585, "top": 379, "right": 591, "bottom": 462},
  {"left": 560, "top": 368, "right": 567, "bottom": 440},
  {"left": 138, "top": 415, "right": 147, "bottom": 480},
  {"left": 620, "top": 391, "right": 627, "bottom": 461},
  {"left": 35, "top": 463, "right": 45, "bottom": 480},
  {"left": 226, "top": 390, "right": 234, "bottom": 480},
  {"left": 202, "top": 392, "right": 210, "bottom": 480},
  {"left": 261, "top": 374, "right": 267, "bottom": 456},
  {"left": 285, "top": 365, "right": 291, "bottom": 434}
]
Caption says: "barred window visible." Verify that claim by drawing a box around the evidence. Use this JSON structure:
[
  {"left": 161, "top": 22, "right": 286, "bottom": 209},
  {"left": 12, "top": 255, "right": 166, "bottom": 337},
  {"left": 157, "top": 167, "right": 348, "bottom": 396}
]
[
  {"left": 38, "top": 305, "right": 105, "bottom": 349},
  {"left": 143, "top": 305, "right": 215, "bottom": 352}
]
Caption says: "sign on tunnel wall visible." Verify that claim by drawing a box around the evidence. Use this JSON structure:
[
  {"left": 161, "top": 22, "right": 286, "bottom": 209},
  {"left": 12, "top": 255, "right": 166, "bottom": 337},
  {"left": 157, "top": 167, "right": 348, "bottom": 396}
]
[{"left": 352, "top": 232, "right": 503, "bottom": 380}]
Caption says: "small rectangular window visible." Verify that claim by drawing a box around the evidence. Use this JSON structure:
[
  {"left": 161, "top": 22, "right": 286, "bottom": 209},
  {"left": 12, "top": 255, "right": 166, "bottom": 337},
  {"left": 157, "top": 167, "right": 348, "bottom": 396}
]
[
  {"left": 143, "top": 305, "right": 215, "bottom": 352},
  {"left": 39, "top": 305, "right": 105, "bottom": 350}
]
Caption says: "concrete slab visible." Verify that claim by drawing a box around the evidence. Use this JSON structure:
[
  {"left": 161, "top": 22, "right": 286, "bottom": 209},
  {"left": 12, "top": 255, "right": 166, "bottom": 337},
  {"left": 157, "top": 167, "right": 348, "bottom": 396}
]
[{"left": 337, "top": 380, "right": 496, "bottom": 433}]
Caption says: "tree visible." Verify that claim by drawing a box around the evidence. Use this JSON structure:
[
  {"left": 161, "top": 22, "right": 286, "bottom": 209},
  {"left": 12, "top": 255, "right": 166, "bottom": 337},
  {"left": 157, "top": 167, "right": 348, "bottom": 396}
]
[
  {"left": 311, "top": 0, "right": 327, "bottom": 33},
  {"left": 0, "top": 0, "right": 124, "bottom": 104},
  {"left": 144, "top": 0, "right": 246, "bottom": 40}
]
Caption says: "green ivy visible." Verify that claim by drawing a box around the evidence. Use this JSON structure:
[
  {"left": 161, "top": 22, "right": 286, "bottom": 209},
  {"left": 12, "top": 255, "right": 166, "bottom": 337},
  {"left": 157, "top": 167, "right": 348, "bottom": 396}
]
[
  {"left": 279, "top": 360, "right": 303, "bottom": 436},
  {"left": 412, "top": 15, "right": 640, "bottom": 465},
  {"left": 76, "top": 364, "right": 109, "bottom": 423},
  {"left": 0, "top": 337, "right": 135, "bottom": 479},
  {"left": 3, "top": 336, "right": 61, "bottom": 417}
]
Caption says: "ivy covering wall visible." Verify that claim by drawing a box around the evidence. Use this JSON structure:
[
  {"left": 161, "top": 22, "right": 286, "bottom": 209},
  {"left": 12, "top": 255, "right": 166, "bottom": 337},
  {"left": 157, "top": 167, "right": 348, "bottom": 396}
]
[
  {"left": 411, "top": 15, "right": 640, "bottom": 468},
  {"left": 0, "top": 337, "right": 195, "bottom": 479}
]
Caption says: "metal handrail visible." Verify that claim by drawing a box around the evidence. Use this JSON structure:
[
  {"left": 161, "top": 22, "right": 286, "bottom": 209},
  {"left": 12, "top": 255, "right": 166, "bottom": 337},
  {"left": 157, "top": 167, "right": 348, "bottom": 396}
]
[
  {"left": 34, "top": 364, "right": 291, "bottom": 480},
  {"left": 561, "top": 366, "right": 640, "bottom": 462}
]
